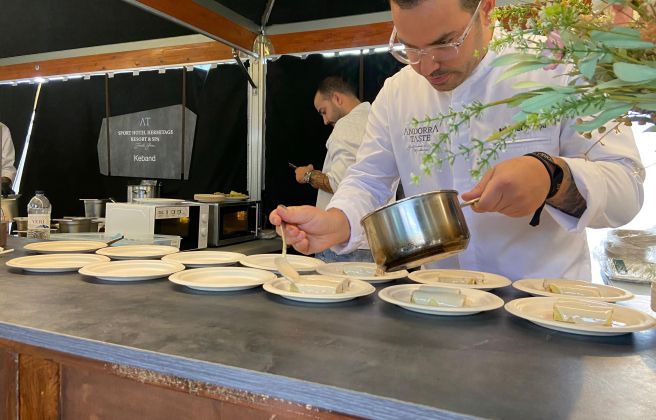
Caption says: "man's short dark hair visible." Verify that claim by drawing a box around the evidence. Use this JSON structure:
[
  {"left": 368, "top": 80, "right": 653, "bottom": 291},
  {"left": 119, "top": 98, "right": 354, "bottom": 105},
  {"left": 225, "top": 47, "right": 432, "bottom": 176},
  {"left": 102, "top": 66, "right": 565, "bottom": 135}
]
[
  {"left": 316, "top": 76, "right": 357, "bottom": 98},
  {"left": 391, "top": 0, "right": 479, "bottom": 13}
]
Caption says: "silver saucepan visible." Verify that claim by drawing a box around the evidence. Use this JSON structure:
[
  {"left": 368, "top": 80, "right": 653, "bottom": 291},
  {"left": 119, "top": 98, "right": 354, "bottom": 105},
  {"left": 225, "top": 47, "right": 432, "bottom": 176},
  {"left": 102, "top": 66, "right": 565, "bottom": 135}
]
[{"left": 361, "top": 190, "right": 478, "bottom": 272}]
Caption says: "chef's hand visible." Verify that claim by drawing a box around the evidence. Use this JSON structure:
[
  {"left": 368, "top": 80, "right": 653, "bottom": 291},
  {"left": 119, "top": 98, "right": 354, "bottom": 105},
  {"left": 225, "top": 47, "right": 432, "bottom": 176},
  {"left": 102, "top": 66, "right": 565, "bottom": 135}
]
[
  {"left": 294, "top": 164, "right": 314, "bottom": 184},
  {"left": 1, "top": 177, "right": 14, "bottom": 197},
  {"left": 269, "top": 205, "right": 350, "bottom": 254},
  {"left": 461, "top": 156, "right": 550, "bottom": 217}
]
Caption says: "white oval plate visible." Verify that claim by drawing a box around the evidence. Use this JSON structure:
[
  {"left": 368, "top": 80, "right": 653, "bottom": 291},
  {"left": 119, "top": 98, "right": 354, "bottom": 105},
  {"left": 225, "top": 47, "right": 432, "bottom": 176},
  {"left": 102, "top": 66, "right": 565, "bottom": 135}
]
[
  {"left": 96, "top": 245, "right": 179, "bottom": 260},
  {"left": 193, "top": 194, "right": 225, "bottom": 203},
  {"left": 169, "top": 267, "right": 276, "bottom": 291},
  {"left": 504, "top": 297, "right": 655, "bottom": 336},
  {"left": 133, "top": 198, "right": 184, "bottom": 205},
  {"left": 6, "top": 254, "right": 110, "bottom": 272},
  {"left": 263, "top": 277, "right": 375, "bottom": 303},
  {"left": 24, "top": 240, "right": 109, "bottom": 254},
  {"left": 378, "top": 284, "right": 505, "bottom": 316},
  {"left": 240, "top": 254, "right": 324, "bottom": 273},
  {"left": 316, "top": 262, "right": 408, "bottom": 284},
  {"left": 162, "top": 251, "right": 246, "bottom": 268},
  {"left": 513, "top": 278, "right": 633, "bottom": 302},
  {"left": 408, "top": 269, "right": 511, "bottom": 291},
  {"left": 79, "top": 260, "right": 185, "bottom": 281}
]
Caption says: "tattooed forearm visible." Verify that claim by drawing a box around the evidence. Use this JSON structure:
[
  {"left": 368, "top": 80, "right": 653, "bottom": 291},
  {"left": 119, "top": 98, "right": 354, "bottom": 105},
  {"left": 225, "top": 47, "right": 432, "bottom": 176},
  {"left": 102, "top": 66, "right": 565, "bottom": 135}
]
[
  {"left": 309, "top": 170, "right": 334, "bottom": 193},
  {"left": 547, "top": 157, "right": 587, "bottom": 218}
]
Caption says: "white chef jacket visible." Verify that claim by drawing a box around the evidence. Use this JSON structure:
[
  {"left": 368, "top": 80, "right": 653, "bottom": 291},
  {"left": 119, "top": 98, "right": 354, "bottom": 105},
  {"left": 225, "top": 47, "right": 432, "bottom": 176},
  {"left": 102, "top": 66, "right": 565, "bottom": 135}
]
[
  {"left": 316, "top": 102, "right": 371, "bottom": 210},
  {"left": 1, "top": 123, "right": 16, "bottom": 182},
  {"left": 328, "top": 48, "right": 644, "bottom": 281}
]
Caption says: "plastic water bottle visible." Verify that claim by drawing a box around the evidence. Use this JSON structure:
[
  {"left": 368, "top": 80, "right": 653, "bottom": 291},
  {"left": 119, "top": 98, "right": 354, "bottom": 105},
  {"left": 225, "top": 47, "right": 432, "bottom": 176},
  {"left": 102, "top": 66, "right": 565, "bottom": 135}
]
[{"left": 27, "top": 191, "right": 51, "bottom": 240}]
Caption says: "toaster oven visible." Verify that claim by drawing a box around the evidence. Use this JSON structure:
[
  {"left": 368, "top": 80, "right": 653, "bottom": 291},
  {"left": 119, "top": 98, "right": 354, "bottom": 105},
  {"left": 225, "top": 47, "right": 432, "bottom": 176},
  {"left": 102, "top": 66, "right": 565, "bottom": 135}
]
[
  {"left": 207, "top": 201, "right": 259, "bottom": 246},
  {"left": 105, "top": 201, "right": 209, "bottom": 250}
]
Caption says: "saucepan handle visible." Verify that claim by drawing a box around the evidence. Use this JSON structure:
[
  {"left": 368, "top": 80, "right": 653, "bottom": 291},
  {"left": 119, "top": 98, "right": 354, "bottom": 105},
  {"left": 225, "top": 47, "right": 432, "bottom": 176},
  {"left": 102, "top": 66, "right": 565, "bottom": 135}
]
[{"left": 460, "top": 198, "right": 480, "bottom": 208}]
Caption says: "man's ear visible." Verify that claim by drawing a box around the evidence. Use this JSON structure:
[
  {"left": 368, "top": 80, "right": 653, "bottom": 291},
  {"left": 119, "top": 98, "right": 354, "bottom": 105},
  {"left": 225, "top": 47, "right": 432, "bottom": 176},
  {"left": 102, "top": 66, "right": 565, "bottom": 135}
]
[
  {"left": 480, "top": 0, "right": 496, "bottom": 26},
  {"left": 332, "top": 92, "right": 343, "bottom": 106}
]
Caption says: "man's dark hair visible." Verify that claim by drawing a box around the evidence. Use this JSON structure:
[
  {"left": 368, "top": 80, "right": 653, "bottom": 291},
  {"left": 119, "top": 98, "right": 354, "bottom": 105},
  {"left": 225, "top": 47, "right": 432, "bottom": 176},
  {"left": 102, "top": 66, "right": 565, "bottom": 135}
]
[
  {"left": 316, "top": 76, "right": 357, "bottom": 98},
  {"left": 391, "top": 0, "right": 479, "bottom": 13}
]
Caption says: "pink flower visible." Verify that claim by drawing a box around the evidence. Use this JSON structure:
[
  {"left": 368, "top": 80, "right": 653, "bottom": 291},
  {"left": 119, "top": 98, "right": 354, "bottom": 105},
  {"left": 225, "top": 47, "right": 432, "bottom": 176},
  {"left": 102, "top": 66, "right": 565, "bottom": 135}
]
[
  {"left": 611, "top": 5, "right": 634, "bottom": 26},
  {"left": 543, "top": 31, "right": 564, "bottom": 70}
]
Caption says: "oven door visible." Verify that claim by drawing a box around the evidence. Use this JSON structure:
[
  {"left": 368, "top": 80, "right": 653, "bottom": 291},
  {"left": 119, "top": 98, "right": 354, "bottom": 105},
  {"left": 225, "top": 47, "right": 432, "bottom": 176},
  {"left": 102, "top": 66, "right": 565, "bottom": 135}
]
[
  {"left": 217, "top": 203, "right": 257, "bottom": 245},
  {"left": 153, "top": 205, "right": 202, "bottom": 250}
]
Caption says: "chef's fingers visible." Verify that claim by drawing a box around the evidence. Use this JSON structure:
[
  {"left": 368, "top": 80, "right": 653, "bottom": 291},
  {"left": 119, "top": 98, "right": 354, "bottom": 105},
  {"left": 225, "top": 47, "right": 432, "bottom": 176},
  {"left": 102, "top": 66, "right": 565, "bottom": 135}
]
[
  {"left": 276, "top": 205, "right": 321, "bottom": 226},
  {"left": 462, "top": 168, "right": 496, "bottom": 212},
  {"left": 269, "top": 208, "right": 283, "bottom": 226}
]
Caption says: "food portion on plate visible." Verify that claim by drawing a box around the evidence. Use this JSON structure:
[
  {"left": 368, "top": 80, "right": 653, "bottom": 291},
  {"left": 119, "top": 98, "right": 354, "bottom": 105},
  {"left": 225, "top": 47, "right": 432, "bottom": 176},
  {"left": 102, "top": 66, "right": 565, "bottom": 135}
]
[
  {"left": 552, "top": 299, "right": 614, "bottom": 326},
  {"left": 378, "top": 284, "right": 505, "bottom": 316},
  {"left": 286, "top": 275, "right": 350, "bottom": 294},
  {"left": 239, "top": 254, "right": 324, "bottom": 273},
  {"left": 504, "top": 297, "right": 654, "bottom": 336},
  {"left": 213, "top": 191, "right": 248, "bottom": 199},
  {"left": 512, "top": 278, "right": 633, "bottom": 302},
  {"left": 316, "top": 262, "right": 408, "bottom": 283},
  {"left": 543, "top": 279, "right": 602, "bottom": 297},
  {"left": 410, "top": 285, "right": 466, "bottom": 308},
  {"left": 408, "top": 269, "right": 511, "bottom": 290},
  {"left": 263, "top": 276, "right": 375, "bottom": 303}
]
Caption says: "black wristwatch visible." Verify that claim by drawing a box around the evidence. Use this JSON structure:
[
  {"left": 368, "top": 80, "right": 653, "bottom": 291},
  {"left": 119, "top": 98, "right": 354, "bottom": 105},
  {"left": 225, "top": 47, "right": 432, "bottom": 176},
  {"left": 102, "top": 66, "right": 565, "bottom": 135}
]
[{"left": 524, "top": 152, "right": 564, "bottom": 226}]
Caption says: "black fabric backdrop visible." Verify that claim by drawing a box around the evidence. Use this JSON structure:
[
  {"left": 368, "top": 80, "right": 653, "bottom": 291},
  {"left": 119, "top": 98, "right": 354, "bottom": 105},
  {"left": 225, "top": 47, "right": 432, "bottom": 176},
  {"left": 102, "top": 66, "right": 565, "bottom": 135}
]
[
  {"left": 262, "top": 53, "right": 403, "bottom": 226},
  {"left": 1, "top": 54, "right": 401, "bottom": 222},
  {"left": 0, "top": 84, "right": 38, "bottom": 161},
  {"left": 12, "top": 65, "right": 247, "bottom": 218}
]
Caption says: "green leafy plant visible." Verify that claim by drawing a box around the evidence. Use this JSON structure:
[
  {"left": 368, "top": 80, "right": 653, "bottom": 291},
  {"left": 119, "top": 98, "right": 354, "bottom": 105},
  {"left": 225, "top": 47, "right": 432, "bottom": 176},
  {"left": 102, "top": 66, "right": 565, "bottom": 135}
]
[{"left": 413, "top": 0, "right": 655, "bottom": 181}]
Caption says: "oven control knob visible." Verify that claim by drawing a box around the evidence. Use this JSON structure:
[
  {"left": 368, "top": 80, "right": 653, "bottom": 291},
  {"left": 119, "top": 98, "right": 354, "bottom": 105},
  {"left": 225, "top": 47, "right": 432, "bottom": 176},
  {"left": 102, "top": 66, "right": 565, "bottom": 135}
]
[
  {"left": 200, "top": 228, "right": 207, "bottom": 237},
  {"left": 201, "top": 214, "right": 208, "bottom": 222}
]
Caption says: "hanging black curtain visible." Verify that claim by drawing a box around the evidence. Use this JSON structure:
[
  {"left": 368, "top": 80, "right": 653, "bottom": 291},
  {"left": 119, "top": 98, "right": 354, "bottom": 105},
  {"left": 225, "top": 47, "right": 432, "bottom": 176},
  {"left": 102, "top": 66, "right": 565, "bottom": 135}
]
[
  {"left": 0, "top": 84, "right": 38, "bottom": 161},
  {"left": 362, "top": 53, "right": 405, "bottom": 104},
  {"left": 262, "top": 53, "right": 405, "bottom": 224},
  {"left": 12, "top": 65, "right": 247, "bottom": 218},
  {"left": 263, "top": 54, "right": 360, "bottom": 222},
  {"left": 181, "top": 65, "right": 248, "bottom": 198},
  {"left": 18, "top": 77, "right": 107, "bottom": 217}
]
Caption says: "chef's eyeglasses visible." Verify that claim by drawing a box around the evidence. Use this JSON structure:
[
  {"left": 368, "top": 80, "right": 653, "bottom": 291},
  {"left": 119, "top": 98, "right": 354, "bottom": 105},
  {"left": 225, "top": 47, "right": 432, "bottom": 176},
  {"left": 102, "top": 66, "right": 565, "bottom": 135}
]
[{"left": 388, "top": 0, "right": 483, "bottom": 65}]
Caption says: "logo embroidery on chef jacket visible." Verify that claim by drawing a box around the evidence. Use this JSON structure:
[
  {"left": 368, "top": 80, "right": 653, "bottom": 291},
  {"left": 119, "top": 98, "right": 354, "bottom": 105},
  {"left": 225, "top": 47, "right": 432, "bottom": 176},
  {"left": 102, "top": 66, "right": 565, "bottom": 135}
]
[{"left": 402, "top": 124, "right": 440, "bottom": 152}]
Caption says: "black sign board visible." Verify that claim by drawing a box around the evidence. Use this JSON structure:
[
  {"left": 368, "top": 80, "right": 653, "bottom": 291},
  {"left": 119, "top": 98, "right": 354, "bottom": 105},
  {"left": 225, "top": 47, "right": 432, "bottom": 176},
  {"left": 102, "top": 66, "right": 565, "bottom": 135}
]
[{"left": 97, "top": 104, "right": 196, "bottom": 179}]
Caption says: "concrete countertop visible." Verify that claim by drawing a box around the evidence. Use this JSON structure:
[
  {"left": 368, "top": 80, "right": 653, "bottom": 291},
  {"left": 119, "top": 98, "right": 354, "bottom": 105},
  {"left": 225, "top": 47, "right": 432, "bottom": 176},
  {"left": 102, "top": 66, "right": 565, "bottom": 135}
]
[{"left": 0, "top": 236, "right": 654, "bottom": 419}]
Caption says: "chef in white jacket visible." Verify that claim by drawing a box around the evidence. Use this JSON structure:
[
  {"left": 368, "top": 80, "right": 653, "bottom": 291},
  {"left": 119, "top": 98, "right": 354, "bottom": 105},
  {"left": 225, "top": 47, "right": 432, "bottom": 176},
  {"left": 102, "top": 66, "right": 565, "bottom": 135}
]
[
  {"left": 1, "top": 122, "right": 17, "bottom": 196},
  {"left": 293, "top": 76, "right": 374, "bottom": 262},
  {"left": 270, "top": 0, "right": 644, "bottom": 280}
]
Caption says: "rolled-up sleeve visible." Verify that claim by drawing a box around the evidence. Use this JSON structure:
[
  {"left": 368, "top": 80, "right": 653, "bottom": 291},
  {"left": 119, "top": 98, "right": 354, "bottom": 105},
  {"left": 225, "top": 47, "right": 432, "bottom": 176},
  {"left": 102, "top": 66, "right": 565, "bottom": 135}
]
[{"left": 545, "top": 120, "right": 644, "bottom": 231}]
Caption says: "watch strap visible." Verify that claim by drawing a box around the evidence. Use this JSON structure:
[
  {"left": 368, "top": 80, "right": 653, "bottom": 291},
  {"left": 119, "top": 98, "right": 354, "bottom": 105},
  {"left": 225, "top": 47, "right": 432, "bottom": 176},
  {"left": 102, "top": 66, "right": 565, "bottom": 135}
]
[{"left": 524, "top": 152, "right": 564, "bottom": 226}]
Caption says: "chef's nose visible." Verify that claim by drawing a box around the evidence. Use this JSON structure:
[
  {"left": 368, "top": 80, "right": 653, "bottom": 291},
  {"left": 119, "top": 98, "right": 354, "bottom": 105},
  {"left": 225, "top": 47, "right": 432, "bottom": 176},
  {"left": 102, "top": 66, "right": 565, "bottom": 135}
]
[
  {"left": 418, "top": 56, "right": 441, "bottom": 77},
  {"left": 322, "top": 116, "right": 330, "bottom": 125}
]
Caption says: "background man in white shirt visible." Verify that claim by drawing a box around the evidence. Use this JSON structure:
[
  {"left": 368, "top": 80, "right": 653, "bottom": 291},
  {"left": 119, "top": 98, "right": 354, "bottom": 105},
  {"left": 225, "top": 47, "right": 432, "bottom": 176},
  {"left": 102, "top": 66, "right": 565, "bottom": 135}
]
[
  {"left": 293, "top": 77, "right": 374, "bottom": 262},
  {"left": 1, "top": 122, "right": 17, "bottom": 196},
  {"left": 270, "top": 0, "right": 644, "bottom": 280}
]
